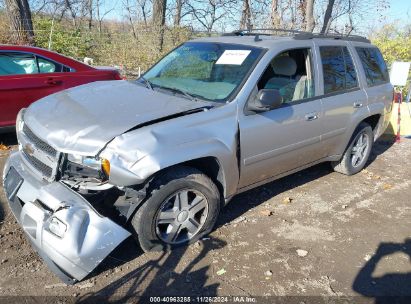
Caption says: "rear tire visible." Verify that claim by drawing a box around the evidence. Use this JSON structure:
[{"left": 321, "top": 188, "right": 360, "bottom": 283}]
[
  {"left": 131, "top": 166, "right": 221, "bottom": 252},
  {"left": 331, "top": 122, "right": 374, "bottom": 175}
]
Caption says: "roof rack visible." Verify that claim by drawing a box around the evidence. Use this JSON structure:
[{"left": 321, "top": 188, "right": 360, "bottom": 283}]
[{"left": 225, "top": 28, "right": 370, "bottom": 43}]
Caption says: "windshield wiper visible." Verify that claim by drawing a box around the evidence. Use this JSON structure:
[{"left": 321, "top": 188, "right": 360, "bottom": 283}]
[
  {"left": 165, "top": 87, "right": 198, "bottom": 102},
  {"left": 140, "top": 76, "right": 153, "bottom": 90}
]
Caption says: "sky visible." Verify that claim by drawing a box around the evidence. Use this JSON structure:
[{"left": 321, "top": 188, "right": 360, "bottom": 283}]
[{"left": 387, "top": 0, "right": 411, "bottom": 20}]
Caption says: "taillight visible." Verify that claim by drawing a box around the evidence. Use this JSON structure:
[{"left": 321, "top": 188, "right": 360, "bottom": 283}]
[{"left": 114, "top": 71, "right": 122, "bottom": 80}]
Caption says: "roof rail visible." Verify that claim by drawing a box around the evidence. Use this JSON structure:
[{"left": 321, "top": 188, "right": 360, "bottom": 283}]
[{"left": 225, "top": 28, "right": 370, "bottom": 43}]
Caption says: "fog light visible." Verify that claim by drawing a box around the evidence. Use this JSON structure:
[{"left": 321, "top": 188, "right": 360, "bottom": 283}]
[{"left": 48, "top": 217, "right": 67, "bottom": 238}]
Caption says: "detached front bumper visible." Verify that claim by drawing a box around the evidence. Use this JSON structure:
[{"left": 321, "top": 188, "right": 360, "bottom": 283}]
[{"left": 2, "top": 151, "right": 131, "bottom": 284}]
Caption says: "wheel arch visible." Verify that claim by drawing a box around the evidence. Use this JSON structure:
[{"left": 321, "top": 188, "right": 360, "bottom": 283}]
[
  {"left": 150, "top": 156, "right": 226, "bottom": 204},
  {"left": 362, "top": 114, "right": 382, "bottom": 134}
]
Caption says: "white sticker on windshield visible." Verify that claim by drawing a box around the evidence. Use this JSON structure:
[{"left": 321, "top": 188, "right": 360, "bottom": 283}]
[{"left": 216, "top": 50, "right": 251, "bottom": 65}]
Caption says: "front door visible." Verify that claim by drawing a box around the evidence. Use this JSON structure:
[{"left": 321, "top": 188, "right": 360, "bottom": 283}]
[
  {"left": 238, "top": 46, "right": 323, "bottom": 189},
  {"left": 0, "top": 52, "right": 65, "bottom": 127}
]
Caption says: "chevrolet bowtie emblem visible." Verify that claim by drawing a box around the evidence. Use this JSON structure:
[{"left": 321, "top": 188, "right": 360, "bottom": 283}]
[{"left": 23, "top": 143, "right": 35, "bottom": 156}]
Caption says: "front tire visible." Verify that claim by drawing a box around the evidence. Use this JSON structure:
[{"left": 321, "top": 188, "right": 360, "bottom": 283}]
[
  {"left": 332, "top": 122, "right": 374, "bottom": 175},
  {"left": 131, "top": 166, "right": 221, "bottom": 252}
]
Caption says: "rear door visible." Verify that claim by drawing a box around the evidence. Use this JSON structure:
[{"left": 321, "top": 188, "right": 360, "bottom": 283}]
[
  {"left": 313, "top": 41, "right": 368, "bottom": 157},
  {"left": 35, "top": 55, "right": 118, "bottom": 90},
  {"left": 0, "top": 52, "right": 66, "bottom": 127},
  {"left": 61, "top": 69, "right": 117, "bottom": 90}
]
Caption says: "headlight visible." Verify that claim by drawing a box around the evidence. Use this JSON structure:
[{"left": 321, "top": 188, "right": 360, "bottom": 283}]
[
  {"left": 16, "top": 108, "right": 26, "bottom": 133},
  {"left": 48, "top": 217, "right": 67, "bottom": 238},
  {"left": 67, "top": 154, "right": 111, "bottom": 177}
]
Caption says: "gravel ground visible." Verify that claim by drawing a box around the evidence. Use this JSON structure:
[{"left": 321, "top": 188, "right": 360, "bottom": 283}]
[{"left": 0, "top": 133, "right": 410, "bottom": 303}]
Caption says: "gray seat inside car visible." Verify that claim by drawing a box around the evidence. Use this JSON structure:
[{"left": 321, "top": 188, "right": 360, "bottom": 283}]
[{"left": 265, "top": 56, "right": 307, "bottom": 102}]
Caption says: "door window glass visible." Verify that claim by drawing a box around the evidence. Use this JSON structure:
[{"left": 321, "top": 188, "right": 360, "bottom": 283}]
[
  {"left": 257, "top": 48, "right": 315, "bottom": 104},
  {"left": 37, "top": 56, "right": 65, "bottom": 73},
  {"left": 356, "top": 47, "right": 389, "bottom": 86},
  {"left": 0, "top": 52, "right": 38, "bottom": 75},
  {"left": 38, "top": 57, "right": 57, "bottom": 73},
  {"left": 320, "top": 46, "right": 359, "bottom": 94}
]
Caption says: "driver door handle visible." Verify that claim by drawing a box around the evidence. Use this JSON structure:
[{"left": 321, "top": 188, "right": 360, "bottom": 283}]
[
  {"left": 45, "top": 78, "right": 62, "bottom": 86},
  {"left": 353, "top": 102, "right": 363, "bottom": 108},
  {"left": 305, "top": 113, "right": 319, "bottom": 121}
]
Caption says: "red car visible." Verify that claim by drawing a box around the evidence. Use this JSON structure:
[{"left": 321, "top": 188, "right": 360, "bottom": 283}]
[{"left": 0, "top": 45, "right": 122, "bottom": 131}]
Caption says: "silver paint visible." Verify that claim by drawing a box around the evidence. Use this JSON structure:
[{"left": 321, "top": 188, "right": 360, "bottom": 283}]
[{"left": 3, "top": 35, "right": 393, "bottom": 283}]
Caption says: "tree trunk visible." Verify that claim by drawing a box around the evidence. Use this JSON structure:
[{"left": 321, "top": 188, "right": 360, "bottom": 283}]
[
  {"left": 271, "top": 0, "right": 281, "bottom": 28},
  {"left": 305, "top": 0, "right": 315, "bottom": 32},
  {"left": 88, "top": 0, "right": 93, "bottom": 30},
  {"left": 240, "top": 0, "right": 252, "bottom": 30},
  {"left": 5, "top": 0, "right": 35, "bottom": 45},
  {"left": 152, "top": 0, "right": 167, "bottom": 51},
  {"left": 64, "top": 0, "right": 77, "bottom": 27},
  {"left": 320, "top": 0, "right": 335, "bottom": 34},
  {"left": 174, "top": 0, "right": 182, "bottom": 26}
]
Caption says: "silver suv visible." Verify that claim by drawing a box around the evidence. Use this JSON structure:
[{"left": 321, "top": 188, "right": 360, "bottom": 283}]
[{"left": 3, "top": 29, "right": 393, "bottom": 283}]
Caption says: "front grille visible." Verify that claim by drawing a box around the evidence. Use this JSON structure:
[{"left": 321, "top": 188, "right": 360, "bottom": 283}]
[
  {"left": 20, "top": 124, "right": 60, "bottom": 180},
  {"left": 22, "top": 152, "right": 53, "bottom": 178},
  {"left": 23, "top": 124, "right": 57, "bottom": 157}
]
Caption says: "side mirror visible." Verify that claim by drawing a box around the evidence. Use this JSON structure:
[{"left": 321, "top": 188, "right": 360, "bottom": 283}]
[{"left": 248, "top": 89, "right": 282, "bottom": 113}]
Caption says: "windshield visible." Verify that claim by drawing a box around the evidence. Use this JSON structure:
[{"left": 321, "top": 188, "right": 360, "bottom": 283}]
[{"left": 141, "top": 42, "right": 263, "bottom": 102}]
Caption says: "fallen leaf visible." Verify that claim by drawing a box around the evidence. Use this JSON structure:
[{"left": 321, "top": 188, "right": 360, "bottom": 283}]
[
  {"left": 260, "top": 210, "right": 273, "bottom": 216},
  {"left": 0, "top": 144, "right": 10, "bottom": 151},
  {"left": 264, "top": 270, "right": 273, "bottom": 276},
  {"left": 216, "top": 268, "right": 226, "bottom": 276},
  {"left": 382, "top": 183, "right": 393, "bottom": 190},
  {"left": 296, "top": 249, "right": 308, "bottom": 257}
]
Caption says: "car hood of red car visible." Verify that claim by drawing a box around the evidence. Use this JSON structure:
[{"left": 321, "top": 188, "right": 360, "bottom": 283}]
[{"left": 24, "top": 80, "right": 213, "bottom": 155}]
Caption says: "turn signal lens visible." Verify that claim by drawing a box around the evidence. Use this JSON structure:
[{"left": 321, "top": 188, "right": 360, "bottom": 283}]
[{"left": 101, "top": 158, "right": 110, "bottom": 177}]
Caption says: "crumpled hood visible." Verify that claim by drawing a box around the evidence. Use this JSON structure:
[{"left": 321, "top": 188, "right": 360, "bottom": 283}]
[{"left": 24, "top": 80, "right": 211, "bottom": 155}]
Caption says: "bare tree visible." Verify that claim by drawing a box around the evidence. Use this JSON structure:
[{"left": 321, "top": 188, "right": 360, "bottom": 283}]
[
  {"left": 187, "top": 0, "right": 237, "bottom": 33},
  {"left": 271, "top": 0, "right": 281, "bottom": 28},
  {"left": 240, "top": 0, "right": 252, "bottom": 30},
  {"left": 320, "top": 0, "right": 335, "bottom": 33},
  {"left": 305, "top": 0, "right": 315, "bottom": 32},
  {"left": 123, "top": 0, "right": 138, "bottom": 39},
  {"left": 137, "top": 0, "right": 151, "bottom": 26},
  {"left": 87, "top": 0, "right": 93, "bottom": 29},
  {"left": 5, "top": 0, "right": 35, "bottom": 45},
  {"left": 153, "top": 0, "right": 167, "bottom": 26},
  {"left": 174, "top": 0, "right": 183, "bottom": 25},
  {"left": 95, "top": 0, "right": 114, "bottom": 33},
  {"left": 152, "top": 0, "right": 167, "bottom": 50}
]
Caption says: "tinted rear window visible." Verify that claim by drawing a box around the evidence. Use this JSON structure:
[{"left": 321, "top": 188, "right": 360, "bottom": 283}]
[
  {"left": 356, "top": 47, "right": 389, "bottom": 86},
  {"left": 320, "top": 46, "right": 358, "bottom": 94}
]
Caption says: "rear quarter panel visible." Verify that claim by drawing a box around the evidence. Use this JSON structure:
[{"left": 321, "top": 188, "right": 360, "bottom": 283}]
[{"left": 349, "top": 42, "right": 394, "bottom": 140}]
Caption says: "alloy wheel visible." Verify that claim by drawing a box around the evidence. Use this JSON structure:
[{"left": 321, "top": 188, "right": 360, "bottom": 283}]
[{"left": 155, "top": 189, "right": 209, "bottom": 244}]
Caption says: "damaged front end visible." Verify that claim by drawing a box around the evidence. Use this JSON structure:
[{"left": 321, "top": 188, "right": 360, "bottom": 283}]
[{"left": 2, "top": 114, "right": 133, "bottom": 284}]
